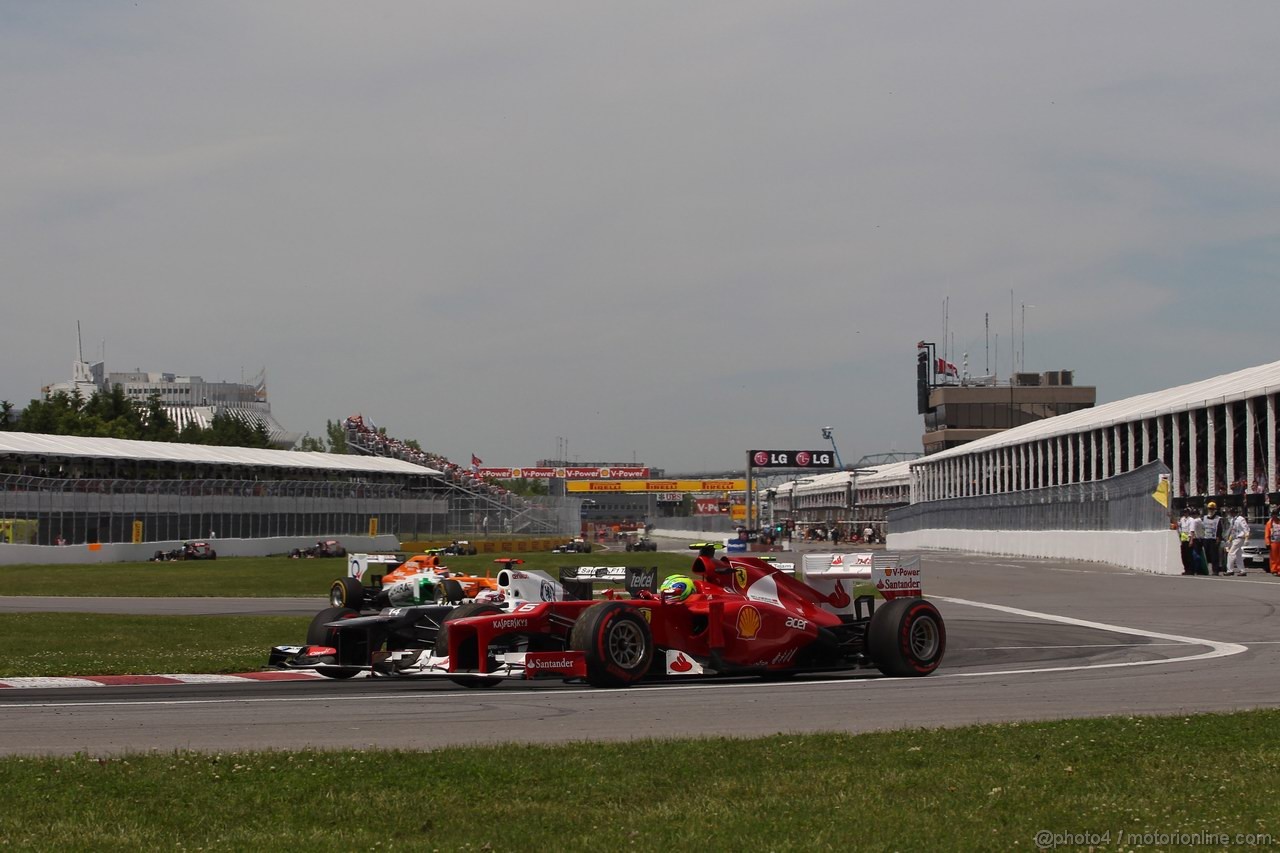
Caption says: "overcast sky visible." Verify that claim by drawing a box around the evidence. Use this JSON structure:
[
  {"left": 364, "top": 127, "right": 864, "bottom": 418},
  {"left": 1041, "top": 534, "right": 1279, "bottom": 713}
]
[{"left": 4, "top": 3, "right": 1278, "bottom": 472}]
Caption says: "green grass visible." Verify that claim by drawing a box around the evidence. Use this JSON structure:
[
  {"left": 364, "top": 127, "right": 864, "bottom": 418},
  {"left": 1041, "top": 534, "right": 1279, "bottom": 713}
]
[
  {"left": 0, "top": 614, "right": 309, "bottom": 676},
  {"left": 0, "top": 711, "right": 1276, "bottom": 850},
  {"left": 0, "top": 551, "right": 703, "bottom": 597}
]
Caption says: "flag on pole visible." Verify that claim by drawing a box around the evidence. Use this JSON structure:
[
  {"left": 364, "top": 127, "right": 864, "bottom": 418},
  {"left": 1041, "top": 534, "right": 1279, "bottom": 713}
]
[
  {"left": 936, "top": 357, "right": 959, "bottom": 378},
  {"left": 471, "top": 454, "right": 482, "bottom": 472}
]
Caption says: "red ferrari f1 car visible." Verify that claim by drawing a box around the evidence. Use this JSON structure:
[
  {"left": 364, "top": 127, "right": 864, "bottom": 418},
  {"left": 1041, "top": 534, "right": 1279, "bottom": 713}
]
[{"left": 381, "top": 547, "right": 945, "bottom": 687}]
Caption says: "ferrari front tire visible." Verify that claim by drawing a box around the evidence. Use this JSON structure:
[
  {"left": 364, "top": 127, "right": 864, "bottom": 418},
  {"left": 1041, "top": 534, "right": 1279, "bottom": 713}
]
[
  {"left": 570, "top": 602, "right": 653, "bottom": 688},
  {"left": 867, "top": 597, "right": 945, "bottom": 677}
]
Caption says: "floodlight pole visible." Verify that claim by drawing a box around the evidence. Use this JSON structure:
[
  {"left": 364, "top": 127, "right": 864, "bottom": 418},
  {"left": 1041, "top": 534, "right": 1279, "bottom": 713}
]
[{"left": 821, "top": 427, "right": 844, "bottom": 470}]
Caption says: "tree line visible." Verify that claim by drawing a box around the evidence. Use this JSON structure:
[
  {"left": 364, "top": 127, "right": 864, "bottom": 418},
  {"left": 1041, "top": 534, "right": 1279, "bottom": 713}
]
[{"left": 0, "top": 388, "right": 273, "bottom": 448}]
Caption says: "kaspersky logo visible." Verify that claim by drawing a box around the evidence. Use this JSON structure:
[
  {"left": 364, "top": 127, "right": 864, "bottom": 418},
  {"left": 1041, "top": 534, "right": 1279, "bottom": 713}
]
[{"left": 736, "top": 605, "right": 762, "bottom": 640}]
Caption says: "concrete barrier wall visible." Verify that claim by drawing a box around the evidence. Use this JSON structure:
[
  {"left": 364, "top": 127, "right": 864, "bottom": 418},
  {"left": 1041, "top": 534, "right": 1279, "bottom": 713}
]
[
  {"left": 886, "top": 528, "right": 1182, "bottom": 575},
  {"left": 0, "top": 535, "right": 402, "bottom": 566}
]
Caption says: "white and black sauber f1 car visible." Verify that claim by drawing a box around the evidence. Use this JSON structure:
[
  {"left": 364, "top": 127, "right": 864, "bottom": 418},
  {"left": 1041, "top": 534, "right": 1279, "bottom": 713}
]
[{"left": 266, "top": 565, "right": 659, "bottom": 679}]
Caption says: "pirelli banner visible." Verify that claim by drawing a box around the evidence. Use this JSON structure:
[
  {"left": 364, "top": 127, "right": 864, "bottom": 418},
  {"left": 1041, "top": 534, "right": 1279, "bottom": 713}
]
[{"left": 566, "top": 479, "right": 746, "bottom": 493}]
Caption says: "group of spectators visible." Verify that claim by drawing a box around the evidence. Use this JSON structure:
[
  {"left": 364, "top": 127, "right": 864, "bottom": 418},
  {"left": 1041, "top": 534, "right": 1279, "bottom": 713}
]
[
  {"left": 792, "top": 525, "right": 880, "bottom": 545},
  {"left": 1176, "top": 502, "right": 1277, "bottom": 576},
  {"left": 342, "top": 415, "right": 529, "bottom": 510}
]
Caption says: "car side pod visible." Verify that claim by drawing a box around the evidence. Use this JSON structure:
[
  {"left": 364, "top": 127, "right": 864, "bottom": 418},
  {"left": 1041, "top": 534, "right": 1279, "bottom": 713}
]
[{"left": 866, "top": 597, "right": 946, "bottom": 677}]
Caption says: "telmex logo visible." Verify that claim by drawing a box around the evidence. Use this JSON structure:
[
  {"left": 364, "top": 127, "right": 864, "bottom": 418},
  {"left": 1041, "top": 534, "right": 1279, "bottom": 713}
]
[
  {"left": 736, "top": 605, "right": 762, "bottom": 640},
  {"left": 630, "top": 570, "right": 656, "bottom": 589}
]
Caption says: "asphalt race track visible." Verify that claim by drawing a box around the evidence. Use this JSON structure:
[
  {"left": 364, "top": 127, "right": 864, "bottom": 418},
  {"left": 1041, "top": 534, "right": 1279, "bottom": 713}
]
[{"left": 1, "top": 552, "right": 1279, "bottom": 756}]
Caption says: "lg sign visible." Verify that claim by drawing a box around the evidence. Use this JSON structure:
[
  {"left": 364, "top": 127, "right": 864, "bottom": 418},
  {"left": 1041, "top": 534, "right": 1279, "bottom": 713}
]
[{"left": 749, "top": 450, "right": 836, "bottom": 469}]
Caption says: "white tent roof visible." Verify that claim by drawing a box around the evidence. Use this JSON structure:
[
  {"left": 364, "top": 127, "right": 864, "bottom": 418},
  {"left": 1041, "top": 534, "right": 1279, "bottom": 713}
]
[
  {"left": 918, "top": 358, "right": 1280, "bottom": 465},
  {"left": 0, "top": 431, "right": 441, "bottom": 476},
  {"left": 792, "top": 470, "right": 855, "bottom": 495},
  {"left": 855, "top": 459, "right": 913, "bottom": 487}
]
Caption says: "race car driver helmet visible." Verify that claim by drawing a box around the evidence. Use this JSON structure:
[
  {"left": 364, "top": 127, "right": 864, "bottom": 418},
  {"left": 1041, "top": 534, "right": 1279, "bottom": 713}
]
[{"left": 659, "top": 574, "right": 695, "bottom": 601}]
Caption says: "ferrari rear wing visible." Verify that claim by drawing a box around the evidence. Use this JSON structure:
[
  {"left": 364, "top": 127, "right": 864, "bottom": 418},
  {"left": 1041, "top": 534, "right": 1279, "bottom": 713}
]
[
  {"left": 800, "top": 553, "right": 923, "bottom": 601},
  {"left": 557, "top": 566, "right": 659, "bottom": 601}
]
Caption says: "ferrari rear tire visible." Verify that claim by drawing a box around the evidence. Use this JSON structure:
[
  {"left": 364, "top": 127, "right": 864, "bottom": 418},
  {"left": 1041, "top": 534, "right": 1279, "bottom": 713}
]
[
  {"left": 570, "top": 602, "right": 653, "bottom": 688},
  {"left": 306, "top": 606, "right": 363, "bottom": 679},
  {"left": 330, "top": 577, "right": 365, "bottom": 609},
  {"left": 867, "top": 597, "right": 945, "bottom": 677},
  {"left": 434, "top": 602, "right": 504, "bottom": 687}
]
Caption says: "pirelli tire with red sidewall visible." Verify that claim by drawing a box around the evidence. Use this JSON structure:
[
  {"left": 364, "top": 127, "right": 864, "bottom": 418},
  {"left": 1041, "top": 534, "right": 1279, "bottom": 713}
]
[
  {"left": 305, "top": 606, "right": 365, "bottom": 679},
  {"left": 867, "top": 597, "right": 946, "bottom": 677},
  {"left": 434, "top": 602, "right": 505, "bottom": 688},
  {"left": 569, "top": 602, "right": 654, "bottom": 688}
]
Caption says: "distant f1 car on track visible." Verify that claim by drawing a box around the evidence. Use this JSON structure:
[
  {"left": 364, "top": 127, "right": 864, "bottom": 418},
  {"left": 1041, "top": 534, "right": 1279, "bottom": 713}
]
[
  {"left": 149, "top": 541, "right": 217, "bottom": 562},
  {"left": 288, "top": 539, "right": 347, "bottom": 559},
  {"left": 552, "top": 538, "right": 593, "bottom": 554},
  {"left": 624, "top": 536, "right": 658, "bottom": 552}
]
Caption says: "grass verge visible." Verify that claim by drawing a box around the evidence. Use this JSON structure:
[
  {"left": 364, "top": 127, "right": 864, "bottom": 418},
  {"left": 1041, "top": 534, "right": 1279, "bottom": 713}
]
[
  {"left": 0, "top": 711, "right": 1276, "bottom": 850},
  {"left": 0, "top": 552, "right": 705, "bottom": 597},
  {"left": 0, "top": 613, "right": 308, "bottom": 676}
]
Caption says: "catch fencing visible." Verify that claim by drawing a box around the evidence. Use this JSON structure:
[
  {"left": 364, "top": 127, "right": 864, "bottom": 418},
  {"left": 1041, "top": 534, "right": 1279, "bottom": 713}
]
[
  {"left": 0, "top": 474, "right": 580, "bottom": 546},
  {"left": 888, "top": 461, "right": 1172, "bottom": 533}
]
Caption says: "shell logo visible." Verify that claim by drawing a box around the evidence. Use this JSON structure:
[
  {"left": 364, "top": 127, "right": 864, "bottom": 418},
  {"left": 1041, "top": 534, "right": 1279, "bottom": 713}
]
[
  {"left": 734, "top": 566, "right": 748, "bottom": 590},
  {"left": 736, "top": 605, "right": 762, "bottom": 640},
  {"left": 600, "top": 468, "right": 611, "bottom": 478}
]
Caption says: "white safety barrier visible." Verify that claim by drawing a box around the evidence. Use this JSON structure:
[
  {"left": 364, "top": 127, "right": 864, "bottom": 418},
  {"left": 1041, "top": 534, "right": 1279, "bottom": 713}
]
[
  {"left": 887, "top": 528, "right": 1182, "bottom": 575},
  {"left": 0, "top": 535, "right": 402, "bottom": 566}
]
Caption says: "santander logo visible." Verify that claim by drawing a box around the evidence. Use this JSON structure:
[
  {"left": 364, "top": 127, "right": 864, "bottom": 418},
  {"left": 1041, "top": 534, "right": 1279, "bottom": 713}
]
[
  {"left": 528, "top": 657, "right": 575, "bottom": 671},
  {"left": 826, "top": 580, "right": 851, "bottom": 609},
  {"left": 671, "top": 653, "right": 693, "bottom": 673}
]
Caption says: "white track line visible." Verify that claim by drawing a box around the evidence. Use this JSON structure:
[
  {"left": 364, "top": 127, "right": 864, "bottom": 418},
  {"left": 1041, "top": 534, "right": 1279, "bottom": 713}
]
[{"left": 934, "top": 596, "right": 1247, "bottom": 676}]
